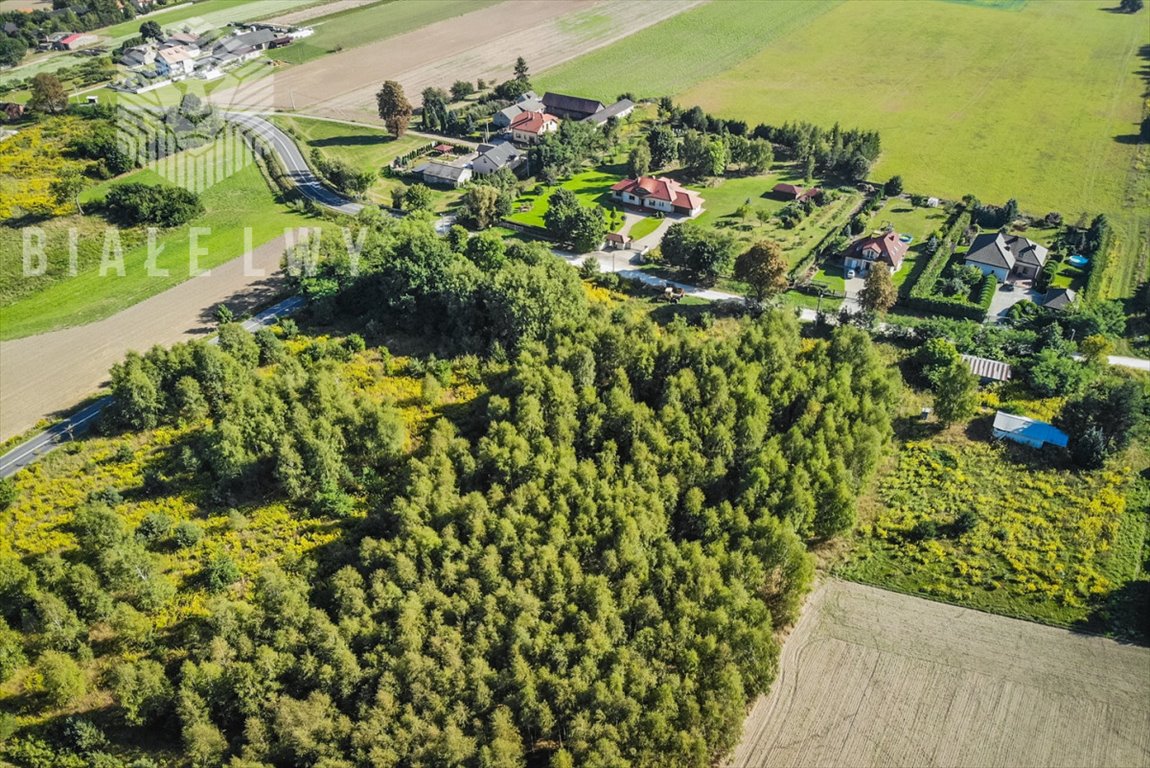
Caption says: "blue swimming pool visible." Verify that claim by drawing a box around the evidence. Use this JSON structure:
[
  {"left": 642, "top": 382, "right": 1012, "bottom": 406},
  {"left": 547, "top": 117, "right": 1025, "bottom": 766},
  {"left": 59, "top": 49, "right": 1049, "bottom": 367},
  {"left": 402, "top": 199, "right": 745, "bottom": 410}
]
[{"left": 1068, "top": 254, "right": 1089, "bottom": 267}]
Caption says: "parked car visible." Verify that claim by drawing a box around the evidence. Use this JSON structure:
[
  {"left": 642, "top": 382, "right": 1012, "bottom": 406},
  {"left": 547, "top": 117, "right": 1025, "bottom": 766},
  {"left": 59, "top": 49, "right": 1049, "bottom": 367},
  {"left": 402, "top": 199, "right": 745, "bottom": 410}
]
[{"left": 846, "top": 268, "right": 856, "bottom": 279}]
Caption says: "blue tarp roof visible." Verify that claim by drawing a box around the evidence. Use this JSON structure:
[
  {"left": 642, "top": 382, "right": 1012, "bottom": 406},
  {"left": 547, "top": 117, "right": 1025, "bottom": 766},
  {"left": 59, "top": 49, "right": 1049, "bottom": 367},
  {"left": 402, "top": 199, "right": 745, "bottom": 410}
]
[{"left": 992, "top": 411, "right": 1069, "bottom": 448}]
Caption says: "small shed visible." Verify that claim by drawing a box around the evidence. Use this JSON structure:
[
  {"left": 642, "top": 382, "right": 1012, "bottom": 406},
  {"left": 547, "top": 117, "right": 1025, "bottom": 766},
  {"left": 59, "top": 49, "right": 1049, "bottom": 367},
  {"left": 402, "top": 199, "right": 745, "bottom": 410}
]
[
  {"left": 991, "top": 411, "right": 1068, "bottom": 449},
  {"left": 960, "top": 354, "right": 1012, "bottom": 384},
  {"left": 605, "top": 232, "right": 632, "bottom": 249}
]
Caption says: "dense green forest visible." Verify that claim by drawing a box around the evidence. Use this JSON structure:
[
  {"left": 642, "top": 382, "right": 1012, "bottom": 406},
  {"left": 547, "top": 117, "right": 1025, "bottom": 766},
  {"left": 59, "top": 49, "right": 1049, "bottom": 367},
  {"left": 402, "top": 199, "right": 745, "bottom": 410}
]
[{"left": 0, "top": 213, "right": 899, "bottom": 767}]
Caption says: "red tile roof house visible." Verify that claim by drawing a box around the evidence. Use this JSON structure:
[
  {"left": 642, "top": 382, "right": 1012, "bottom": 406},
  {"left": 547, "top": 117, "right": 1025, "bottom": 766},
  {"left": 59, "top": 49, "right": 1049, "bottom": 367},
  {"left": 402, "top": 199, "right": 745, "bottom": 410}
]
[
  {"left": 844, "top": 230, "right": 908, "bottom": 274},
  {"left": 610, "top": 176, "right": 704, "bottom": 216},
  {"left": 772, "top": 183, "right": 822, "bottom": 203},
  {"left": 509, "top": 111, "right": 559, "bottom": 145}
]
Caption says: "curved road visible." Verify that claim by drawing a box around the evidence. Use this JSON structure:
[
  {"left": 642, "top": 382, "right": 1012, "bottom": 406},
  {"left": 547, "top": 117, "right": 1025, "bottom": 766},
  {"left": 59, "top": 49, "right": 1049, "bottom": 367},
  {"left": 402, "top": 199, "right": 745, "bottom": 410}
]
[{"left": 226, "top": 112, "right": 365, "bottom": 216}]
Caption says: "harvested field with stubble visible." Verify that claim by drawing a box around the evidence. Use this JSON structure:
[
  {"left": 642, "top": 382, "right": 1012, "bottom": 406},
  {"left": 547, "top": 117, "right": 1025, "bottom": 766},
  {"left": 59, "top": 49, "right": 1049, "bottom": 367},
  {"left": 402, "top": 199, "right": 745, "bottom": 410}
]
[{"left": 731, "top": 580, "right": 1150, "bottom": 768}]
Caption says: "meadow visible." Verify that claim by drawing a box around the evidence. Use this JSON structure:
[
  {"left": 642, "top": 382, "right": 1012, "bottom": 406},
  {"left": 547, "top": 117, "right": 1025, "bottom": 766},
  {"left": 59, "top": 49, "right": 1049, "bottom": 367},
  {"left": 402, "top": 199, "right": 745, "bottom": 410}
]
[
  {"left": 0, "top": 152, "right": 312, "bottom": 340},
  {"left": 268, "top": 0, "right": 498, "bottom": 65},
  {"left": 508, "top": 170, "right": 626, "bottom": 232},
  {"left": 838, "top": 432, "right": 1143, "bottom": 631},
  {"left": 533, "top": 0, "right": 840, "bottom": 104}
]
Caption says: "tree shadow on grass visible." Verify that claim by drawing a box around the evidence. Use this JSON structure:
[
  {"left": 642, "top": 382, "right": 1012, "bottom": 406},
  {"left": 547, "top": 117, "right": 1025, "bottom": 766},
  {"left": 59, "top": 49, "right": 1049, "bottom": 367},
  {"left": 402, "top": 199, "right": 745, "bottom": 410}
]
[
  {"left": 311, "top": 134, "right": 395, "bottom": 149},
  {"left": 1072, "top": 578, "right": 1150, "bottom": 646}
]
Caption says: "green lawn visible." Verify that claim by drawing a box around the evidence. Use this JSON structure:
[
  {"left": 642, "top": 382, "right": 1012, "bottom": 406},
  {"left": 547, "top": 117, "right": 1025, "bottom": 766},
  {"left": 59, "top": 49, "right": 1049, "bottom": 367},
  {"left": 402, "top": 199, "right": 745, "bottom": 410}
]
[
  {"left": 509, "top": 170, "right": 626, "bottom": 231},
  {"left": 837, "top": 433, "right": 1144, "bottom": 631},
  {"left": 628, "top": 216, "right": 661, "bottom": 241},
  {"left": 0, "top": 150, "right": 313, "bottom": 340},
  {"left": 269, "top": 0, "right": 498, "bottom": 65}
]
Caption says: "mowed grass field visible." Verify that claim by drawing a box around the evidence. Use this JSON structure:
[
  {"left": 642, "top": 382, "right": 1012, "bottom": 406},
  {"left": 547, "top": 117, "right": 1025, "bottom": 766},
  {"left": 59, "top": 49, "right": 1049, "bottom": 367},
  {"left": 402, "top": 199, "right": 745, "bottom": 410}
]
[
  {"left": 534, "top": 0, "right": 840, "bottom": 103},
  {"left": 540, "top": 0, "right": 1148, "bottom": 298},
  {"left": 675, "top": 1, "right": 1145, "bottom": 220},
  {"left": 269, "top": 0, "right": 500, "bottom": 65},
  {"left": 0, "top": 150, "right": 311, "bottom": 340}
]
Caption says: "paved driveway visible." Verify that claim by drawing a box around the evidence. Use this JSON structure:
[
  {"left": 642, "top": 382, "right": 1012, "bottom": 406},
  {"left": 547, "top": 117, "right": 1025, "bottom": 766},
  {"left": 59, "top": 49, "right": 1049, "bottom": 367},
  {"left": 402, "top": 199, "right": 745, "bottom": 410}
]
[{"left": 987, "top": 283, "right": 1041, "bottom": 321}]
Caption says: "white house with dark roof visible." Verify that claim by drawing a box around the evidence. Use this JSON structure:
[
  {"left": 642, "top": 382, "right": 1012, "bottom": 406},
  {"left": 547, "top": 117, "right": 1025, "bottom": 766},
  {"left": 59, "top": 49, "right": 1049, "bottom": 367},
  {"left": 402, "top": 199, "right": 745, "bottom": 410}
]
[
  {"left": 472, "top": 141, "right": 525, "bottom": 176},
  {"left": 414, "top": 161, "right": 472, "bottom": 188},
  {"left": 965, "top": 232, "right": 1049, "bottom": 282}
]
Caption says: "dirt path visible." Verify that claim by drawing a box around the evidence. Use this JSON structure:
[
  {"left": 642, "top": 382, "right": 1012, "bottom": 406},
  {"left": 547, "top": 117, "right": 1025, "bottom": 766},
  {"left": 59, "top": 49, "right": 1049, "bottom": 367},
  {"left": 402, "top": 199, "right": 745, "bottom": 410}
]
[
  {"left": 209, "top": 0, "right": 701, "bottom": 121},
  {"left": 0, "top": 236, "right": 289, "bottom": 442},
  {"left": 730, "top": 580, "right": 1150, "bottom": 768}
]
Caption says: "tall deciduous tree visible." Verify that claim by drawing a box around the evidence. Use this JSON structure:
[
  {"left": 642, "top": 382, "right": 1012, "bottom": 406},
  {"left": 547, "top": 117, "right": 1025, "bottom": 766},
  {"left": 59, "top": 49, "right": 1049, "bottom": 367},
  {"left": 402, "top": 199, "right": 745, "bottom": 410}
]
[
  {"left": 932, "top": 359, "right": 978, "bottom": 426},
  {"left": 628, "top": 143, "right": 651, "bottom": 178},
  {"left": 646, "top": 124, "right": 678, "bottom": 169},
  {"left": 28, "top": 73, "right": 68, "bottom": 114},
  {"left": 734, "top": 240, "right": 789, "bottom": 302},
  {"left": 858, "top": 266, "right": 897, "bottom": 314},
  {"left": 376, "top": 80, "right": 412, "bottom": 137}
]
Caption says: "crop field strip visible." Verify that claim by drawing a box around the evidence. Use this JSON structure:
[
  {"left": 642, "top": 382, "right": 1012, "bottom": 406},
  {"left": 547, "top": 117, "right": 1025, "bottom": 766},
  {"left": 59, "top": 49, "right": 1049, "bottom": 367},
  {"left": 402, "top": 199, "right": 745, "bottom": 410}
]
[{"left": 730, "top": 580, "right": 1150, "bottom": 768}]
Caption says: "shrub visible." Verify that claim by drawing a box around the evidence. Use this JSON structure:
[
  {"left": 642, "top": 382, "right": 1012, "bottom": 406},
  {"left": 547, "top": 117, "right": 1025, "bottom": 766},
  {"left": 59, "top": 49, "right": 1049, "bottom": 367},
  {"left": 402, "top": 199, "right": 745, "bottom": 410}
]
[
  {"left": 103, "top": 182, "right": 203, "bottom": 227},
  {"left": 135, "top": 512, "right": 171, "bottom": 546},
  {"left": 32, "top": 650, "right": 86, "bottom": 706},
  {"left": 172, "top": 521, "right": 203, "bottom": 549}
]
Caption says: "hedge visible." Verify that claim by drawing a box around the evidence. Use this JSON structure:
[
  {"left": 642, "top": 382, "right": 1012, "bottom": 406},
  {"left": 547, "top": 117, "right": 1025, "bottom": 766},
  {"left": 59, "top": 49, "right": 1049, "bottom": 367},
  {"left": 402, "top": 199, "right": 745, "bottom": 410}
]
[
  {"left": 905, "top": 273, "right": 996, "bottom": 320},
  {"left": 906, "top": 206, "right": 972, "bottom": 300},
  {"left": 1081, "top": 220, "right": 1113, "bottom": 304}
]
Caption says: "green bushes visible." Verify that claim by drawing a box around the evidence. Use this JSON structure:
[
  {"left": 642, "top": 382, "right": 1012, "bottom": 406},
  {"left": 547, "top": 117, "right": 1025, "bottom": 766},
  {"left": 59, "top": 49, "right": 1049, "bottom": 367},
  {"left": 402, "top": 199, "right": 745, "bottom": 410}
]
[
  {"left": 906, "top": 207, "right": 972, "bottom": 301},
  {"left": 906, "top": 273, "right": 996, "bottom": 320},
  {"left": 102, "top": 182, "right": 204, "bottom": 228}
]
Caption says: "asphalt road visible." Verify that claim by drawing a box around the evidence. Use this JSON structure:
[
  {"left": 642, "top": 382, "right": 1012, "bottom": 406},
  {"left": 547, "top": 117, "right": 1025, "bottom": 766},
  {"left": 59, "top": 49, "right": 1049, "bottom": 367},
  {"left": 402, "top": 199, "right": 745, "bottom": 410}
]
[
  {"left": 224, "top": 112, "right": 365, "bottom": 216},
  {"left": 0, "top": 296, "right": 305, "bottom": 480}
]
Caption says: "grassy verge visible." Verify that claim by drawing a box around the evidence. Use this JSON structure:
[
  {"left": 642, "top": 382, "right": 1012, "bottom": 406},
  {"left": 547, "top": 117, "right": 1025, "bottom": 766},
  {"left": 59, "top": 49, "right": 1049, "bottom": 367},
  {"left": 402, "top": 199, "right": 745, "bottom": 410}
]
[{"left": 0, "top": 152, "right": 314, "bottom": 340}]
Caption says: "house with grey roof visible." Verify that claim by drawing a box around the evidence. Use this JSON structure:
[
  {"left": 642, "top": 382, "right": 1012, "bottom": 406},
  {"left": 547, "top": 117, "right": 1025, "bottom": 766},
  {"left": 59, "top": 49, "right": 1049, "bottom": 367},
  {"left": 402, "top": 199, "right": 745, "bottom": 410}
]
[
  {"left": 964, "top": 232, "right": 1049, "bottom": 282},
  {"left": 414, "top": 161, "right": 472, "bottom": 188},
  {"left": 583, "top": 98, "right": 635, "bottom": 127},
  {"left": 542, "top": 92, "right": 604, "bottom": 120},
  {"left": 1042, "top": 287, "right": 1077, "bottom": 311},
  {"left": 472, "top": 141, "right": 525, "bottom": 176},
  {"left": 493, "top": 98, "right": 544, "bottom": 129}
]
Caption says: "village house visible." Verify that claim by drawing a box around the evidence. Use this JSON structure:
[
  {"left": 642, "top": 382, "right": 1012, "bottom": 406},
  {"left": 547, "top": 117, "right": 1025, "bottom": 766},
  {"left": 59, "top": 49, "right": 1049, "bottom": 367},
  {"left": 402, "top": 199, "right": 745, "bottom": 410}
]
[
  {"left": 155, "top": 45, "right": 197, "bottom": 77},
  {"left": 610, "top": 176, "right": 704, "bottom": 216},
  {"left": 509, "top": 111, "right": 559, "bottom": 145},
  {"left": 583, "top": 98, "right": 635, "bottom": 127},
  {"left": 493, "top": 93, "right": 544, "bottom": 129},
  {"left": 55, "top": 33, "right": 99, "bottom": 50},
  {"left": 472, "top": 141, "right": 525, "bottom": 176},
  {"left": 119, "top": 44, "right": 156, "bottom": 68},
  {"left": 844, "top": 230, "right": 908, "bottom": 274},
  {"left": 414, "top": 161, "right": 472, "bottom": 188},
  {"left": 772, "top": 183, "right": 822, "bottom": 203},
  {"left": 992, "top": 411, "right": 1068, "bottom": 450},
  {"left": 541, "top": 92, "right": 604, "bottom": 120},
  {"left": 605, "top": 232, "right": 633, "bottom": 250},
  {"left": 964, "top": 232, "right": 1048, "bottom": 282}
]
